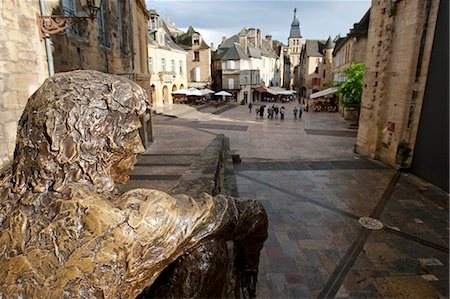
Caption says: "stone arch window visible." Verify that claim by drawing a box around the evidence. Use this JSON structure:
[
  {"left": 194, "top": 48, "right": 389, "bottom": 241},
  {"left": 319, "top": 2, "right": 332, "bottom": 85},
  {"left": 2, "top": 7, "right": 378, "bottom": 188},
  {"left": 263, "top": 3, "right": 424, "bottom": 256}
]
[
  {"left": 172, "top": 85, "right": 177, "bottom": 92},
  {"left": 180, "top": 84, "right": 185, "bottom": 89}
]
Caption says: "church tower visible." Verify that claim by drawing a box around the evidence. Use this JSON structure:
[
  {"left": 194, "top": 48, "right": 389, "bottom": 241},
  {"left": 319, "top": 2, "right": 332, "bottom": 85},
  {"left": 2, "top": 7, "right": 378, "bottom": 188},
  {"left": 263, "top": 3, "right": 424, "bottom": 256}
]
[{"left": 288, "top": 8, "right": 303, "bottom": 89}]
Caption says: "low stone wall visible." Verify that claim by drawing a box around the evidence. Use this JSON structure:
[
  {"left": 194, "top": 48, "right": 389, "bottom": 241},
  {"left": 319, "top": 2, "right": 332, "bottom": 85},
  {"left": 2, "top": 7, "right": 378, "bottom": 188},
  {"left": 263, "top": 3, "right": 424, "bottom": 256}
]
[{"left": 170, "top": 134, "right": 238, "bottom": 197}]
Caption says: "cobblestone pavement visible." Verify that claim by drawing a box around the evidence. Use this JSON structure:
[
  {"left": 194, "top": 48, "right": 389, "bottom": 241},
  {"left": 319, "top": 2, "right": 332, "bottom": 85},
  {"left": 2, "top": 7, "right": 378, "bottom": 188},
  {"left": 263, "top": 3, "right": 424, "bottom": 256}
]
[{"left": 151, "top": 102, "right": 449, "bottom": 298}]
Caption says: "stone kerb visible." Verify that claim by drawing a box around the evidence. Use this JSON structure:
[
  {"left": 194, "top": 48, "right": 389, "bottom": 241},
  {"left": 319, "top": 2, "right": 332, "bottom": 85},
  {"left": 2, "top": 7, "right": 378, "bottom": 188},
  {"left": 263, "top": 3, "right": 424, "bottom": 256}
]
[{"left": 170, "top": 134, "right": 226, "bottom": 197}]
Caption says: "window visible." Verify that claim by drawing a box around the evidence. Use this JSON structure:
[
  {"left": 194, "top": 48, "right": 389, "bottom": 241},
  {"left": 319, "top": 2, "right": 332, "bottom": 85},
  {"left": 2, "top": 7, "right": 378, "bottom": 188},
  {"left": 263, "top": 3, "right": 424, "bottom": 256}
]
[
  {"left": 312, "top": 78, "right": 320, "bottom": 86},
  {"left": 117, "top": 0, "right": 129, "bottom": 53},
  {"left": 228, "top": 78, "right": 234, "bottom": 89},
  {"left": 314, "top": 67, "right": 319, "bottom": 74},
  {"left": 62, "top": 0, "right": 76, "bottom": 15},
  {"left": 150, "top": 16, "right": 159, "bottom": 30},
  {"left": 179, "top": 60, "right": 183, "bottom": 74},
  {"left": 62, "top": 0, "right": 84, "bottom": 35},
  {"left": 97, "top": 1, "right": 110, "bottom": 47},
  {"left": 194, "top": 51, "right": 200, "bottom": 61},
  {"left": 171, "top": 60, "right": 175, "bottom": 73},
  {"left": 148, "top": 57, "right": 153, "bottom": 73},
  {"left": 323, "top": 70, "right": 326, "bottom": 78},
  {"left": 161, "top": 58, "right": 166, "bottom": 72},
  {"left": 227, "top": 60, "right": 235, "bottom": 69},
  {"left": 193, "top": 35, "right": 200, "bottom": 45}
]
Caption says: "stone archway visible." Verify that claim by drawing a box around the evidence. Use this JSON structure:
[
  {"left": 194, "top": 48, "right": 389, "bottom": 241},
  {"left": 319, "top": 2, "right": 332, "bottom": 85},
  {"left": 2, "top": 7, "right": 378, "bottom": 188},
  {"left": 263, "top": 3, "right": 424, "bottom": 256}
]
[
  {"left": 172, "top": 85, "right": 177, "bottom": 92},
  {"left": 162, "top": 85, "right": 169, "bottom": 104}
]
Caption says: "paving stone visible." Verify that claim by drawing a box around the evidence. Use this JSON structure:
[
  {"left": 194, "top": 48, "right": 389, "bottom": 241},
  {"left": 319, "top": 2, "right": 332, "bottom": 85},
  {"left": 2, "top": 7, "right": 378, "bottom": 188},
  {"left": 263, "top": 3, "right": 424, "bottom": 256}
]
[
  {"left": 288, "top": 284, "right": 310, "bottom": 298},
  {"left": 267, "top": 257, "right": 299, "bottom": 273},
  {"left": 285, "top": 272, "right": 304, "bottom": 284},
  {"left": 266, "top": 246, "right": 285, "bottom": 258},
  {"left": 149, "top": 104, "right": 449, "bottom": 298}
]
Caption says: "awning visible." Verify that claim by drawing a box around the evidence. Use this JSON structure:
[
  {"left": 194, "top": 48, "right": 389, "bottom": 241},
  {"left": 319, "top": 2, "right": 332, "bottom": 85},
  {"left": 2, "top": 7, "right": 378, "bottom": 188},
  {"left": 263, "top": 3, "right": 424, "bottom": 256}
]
[
  {"left": 215, "top": 90, "right": 232, "bottom": 96},
  {"left": 254, "top": 87, "right": 266, "bottom": 93},
  {"left": 265, "top": 88, "right": 279, "bottom": 95},
  {"left": 310, "top": 87, "right": 338, "bottom": 99}
]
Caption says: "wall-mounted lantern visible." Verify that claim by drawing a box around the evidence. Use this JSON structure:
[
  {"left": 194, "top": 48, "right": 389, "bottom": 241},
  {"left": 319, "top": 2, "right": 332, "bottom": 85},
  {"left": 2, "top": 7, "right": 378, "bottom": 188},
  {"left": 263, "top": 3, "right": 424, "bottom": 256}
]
[{"left": 37, "top": 0, "right": 102, "bottom": 39}]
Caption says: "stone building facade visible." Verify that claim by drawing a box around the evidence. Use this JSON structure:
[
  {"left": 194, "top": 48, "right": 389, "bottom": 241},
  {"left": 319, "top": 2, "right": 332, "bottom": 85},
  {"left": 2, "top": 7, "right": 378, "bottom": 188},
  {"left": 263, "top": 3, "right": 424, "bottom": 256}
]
[
  {"left": 356, "top": 0, "right": 440, "bottom": 170},
  {"left": 0, "top": 0, "right": 49, "bottom": 169},
  {"left": 172, "top": 26, "right": 212, "bottom": 89},
  {"left": 298, "top": 38, "right": 334, "bottom": 99},
  {"left": 147, "top": 10, "right": 188, "bottom": 108},
  {"left": 0, "top": 0, "right": 152, "bottom": 170},
  {"left": 212, "top": 28, "right": 280, "bottom": 103},
  {"left": 50, "top": 0, "right": 151, "bottom": 96},
  {"left": 333, "top": 9, "right": 370, "bottom": 82}
]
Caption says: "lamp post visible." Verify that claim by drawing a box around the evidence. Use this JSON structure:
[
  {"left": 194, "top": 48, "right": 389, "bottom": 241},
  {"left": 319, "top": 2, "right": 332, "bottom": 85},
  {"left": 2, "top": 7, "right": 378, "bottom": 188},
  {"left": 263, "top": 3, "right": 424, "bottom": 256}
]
[{"left": 36, "top": 0, "right": 102, "bottom": 39}]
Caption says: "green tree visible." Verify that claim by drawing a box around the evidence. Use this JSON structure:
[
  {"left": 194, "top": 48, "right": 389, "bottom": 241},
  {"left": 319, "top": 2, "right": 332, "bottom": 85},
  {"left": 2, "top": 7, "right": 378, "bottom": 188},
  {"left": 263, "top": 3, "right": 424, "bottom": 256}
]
[{"left": 334, "top": 63, "right": 365, "bottom": 107}]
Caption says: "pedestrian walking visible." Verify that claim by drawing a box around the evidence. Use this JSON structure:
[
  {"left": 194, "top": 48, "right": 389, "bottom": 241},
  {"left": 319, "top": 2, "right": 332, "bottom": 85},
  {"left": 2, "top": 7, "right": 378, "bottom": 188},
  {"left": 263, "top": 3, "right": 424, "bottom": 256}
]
[
  {"left": 275, "top": 106, "right": 279, "bottom": 118},
  {"left": 259, "top": 105, "right": 265, "bottom": 118},
  {"left": 293, "top": 106, "right": 298, "bottom": 119},
  {"left": 268, "top": 107, "right": 274, "bottom": 119},
  {"left": 248, "top": 102, "right": 253, "bottom": 113},
  {"left": 299, "top": 105, "right": 303, "bottom": 119},
  {"left": 280, "top": 106, "right": 285, "bottom": 119}
]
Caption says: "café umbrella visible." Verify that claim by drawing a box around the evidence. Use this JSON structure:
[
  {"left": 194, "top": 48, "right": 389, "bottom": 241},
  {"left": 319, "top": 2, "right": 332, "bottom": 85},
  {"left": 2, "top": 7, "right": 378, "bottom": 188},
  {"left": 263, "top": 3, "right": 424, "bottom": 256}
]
[{"left": 215, "top": 90, "right": 232, "bottom": 102}]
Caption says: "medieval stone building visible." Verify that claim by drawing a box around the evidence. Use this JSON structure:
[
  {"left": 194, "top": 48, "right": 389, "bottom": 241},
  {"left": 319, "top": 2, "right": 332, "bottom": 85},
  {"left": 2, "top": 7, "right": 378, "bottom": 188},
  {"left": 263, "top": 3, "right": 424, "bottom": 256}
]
[
  {"left": 356, "top": 0, "right": 448, "bottom": 190},
  {"left": 172, "top": 26, "right": 212, "bottom": 89},
  {"left": 287, "top": 8, "right": 303, "bottom": 89},
  {"left": 212, "top": 28, "right": 280, "bottom": 103},
  {"left": 298, "top": 37, "right": 334, "bottom": 99},
  {"left": 147, "top": 10, "right": 188, "bottom": 108},
  {"left": 0, "top": 0, "right": 152, "bottom": 170}
]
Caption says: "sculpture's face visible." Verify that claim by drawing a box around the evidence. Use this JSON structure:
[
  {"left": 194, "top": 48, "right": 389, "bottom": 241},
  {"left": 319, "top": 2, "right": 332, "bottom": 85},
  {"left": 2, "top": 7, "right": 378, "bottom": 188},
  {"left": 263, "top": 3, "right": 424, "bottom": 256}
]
[{"left": 110, "top": 128, "right": 145, "bottom": 184}]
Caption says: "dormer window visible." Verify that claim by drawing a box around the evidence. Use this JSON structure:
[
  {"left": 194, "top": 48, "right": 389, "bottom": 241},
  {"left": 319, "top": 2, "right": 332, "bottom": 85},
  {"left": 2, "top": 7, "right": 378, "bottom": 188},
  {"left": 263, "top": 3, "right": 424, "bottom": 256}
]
[
  {"left": 193, "top": 35, "right": 200, "bottom": 45},
  {"left": 149, "top": 16, "right": 159, "bottom": 30}
]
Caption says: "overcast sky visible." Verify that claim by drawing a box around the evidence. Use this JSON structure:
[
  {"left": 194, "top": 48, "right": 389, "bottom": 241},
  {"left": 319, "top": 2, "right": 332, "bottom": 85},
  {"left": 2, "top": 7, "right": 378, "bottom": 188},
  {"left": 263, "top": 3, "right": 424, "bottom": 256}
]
[{"left": 145, "top": 1, "right": 371, "bottom": 49}]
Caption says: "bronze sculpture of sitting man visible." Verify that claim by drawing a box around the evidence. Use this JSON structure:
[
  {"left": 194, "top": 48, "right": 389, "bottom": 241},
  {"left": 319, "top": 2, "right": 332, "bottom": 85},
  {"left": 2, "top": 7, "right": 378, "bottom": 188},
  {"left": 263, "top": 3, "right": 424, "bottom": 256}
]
[{"left": 0, "top": 70, "right": 268, "bottom": 298}]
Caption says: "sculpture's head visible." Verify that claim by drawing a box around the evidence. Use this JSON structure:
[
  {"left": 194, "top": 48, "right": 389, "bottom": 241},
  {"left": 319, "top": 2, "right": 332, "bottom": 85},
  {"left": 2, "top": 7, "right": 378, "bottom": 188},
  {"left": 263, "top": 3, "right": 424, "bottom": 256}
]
[{"left": 9, "top": 70, "right": 150, "bottom": 197}]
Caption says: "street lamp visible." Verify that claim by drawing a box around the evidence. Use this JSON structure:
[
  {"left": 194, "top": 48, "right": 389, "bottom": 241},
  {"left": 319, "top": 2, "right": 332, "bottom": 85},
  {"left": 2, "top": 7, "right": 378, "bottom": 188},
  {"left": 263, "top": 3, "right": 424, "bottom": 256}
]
[{"left": 37, "top": 0, "right": 102, "bottom": 39}]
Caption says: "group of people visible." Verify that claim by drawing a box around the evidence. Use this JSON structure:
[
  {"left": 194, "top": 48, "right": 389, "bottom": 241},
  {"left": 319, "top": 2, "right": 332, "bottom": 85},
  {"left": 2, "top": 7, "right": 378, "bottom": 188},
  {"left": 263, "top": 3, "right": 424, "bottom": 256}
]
[{"left": 248, "top": 102, "right": 304, "bottom": 120}]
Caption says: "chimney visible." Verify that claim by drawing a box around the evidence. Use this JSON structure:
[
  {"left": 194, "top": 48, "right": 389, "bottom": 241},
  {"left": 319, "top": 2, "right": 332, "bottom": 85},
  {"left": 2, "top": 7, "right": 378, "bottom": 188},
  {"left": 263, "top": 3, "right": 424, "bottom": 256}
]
[
  {"left": 222, "top": 36, "right": 227, "bottom": 43},
  {"left": 256, "top": 29, "right": 261, "bottom": 48},
  {"left": 266, "top": 35, "right": 273, "bottom": 48},
  {"left": 239, "top": 35, "right": 248, "bottom": 54},
  {"left": 210, "top": 43, "right": 214, "bottom": 50}
]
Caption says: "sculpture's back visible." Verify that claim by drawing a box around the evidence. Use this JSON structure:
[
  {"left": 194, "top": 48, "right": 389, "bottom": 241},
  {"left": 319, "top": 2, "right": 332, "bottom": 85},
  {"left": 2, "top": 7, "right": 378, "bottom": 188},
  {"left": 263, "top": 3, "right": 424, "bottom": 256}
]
[{"left": 0, "top": 70, "right": 267, "bottom": 298}]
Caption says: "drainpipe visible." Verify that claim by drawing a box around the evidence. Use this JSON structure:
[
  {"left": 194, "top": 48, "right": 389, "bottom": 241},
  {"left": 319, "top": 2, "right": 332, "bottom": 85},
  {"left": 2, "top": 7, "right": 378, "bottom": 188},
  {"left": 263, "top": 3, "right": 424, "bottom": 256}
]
[{"left": 39, "top": 0, "right": 55, "bottom": 76}]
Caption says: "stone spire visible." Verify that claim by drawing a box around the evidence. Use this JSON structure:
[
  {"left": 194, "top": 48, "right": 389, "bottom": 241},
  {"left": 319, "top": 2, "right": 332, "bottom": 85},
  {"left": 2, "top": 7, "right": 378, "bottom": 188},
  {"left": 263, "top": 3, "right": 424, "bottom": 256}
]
[{"left": 289, "top": 8, "right": 302, "bottom": 38}]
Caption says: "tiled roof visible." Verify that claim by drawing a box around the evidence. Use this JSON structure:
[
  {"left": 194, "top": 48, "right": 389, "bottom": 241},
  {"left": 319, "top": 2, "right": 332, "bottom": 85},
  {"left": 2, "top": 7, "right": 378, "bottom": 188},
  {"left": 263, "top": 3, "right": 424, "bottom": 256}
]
[
  {"left": 175, "top": 26, "right": 210, "bottom": 50},
  {"left": 323, "top": 36, "right": 335, "bottom": 49},
  {"left": 248, "top": 43, "right": 262, "bottom": 58},
  {"left": 304, "top": 40, "right": 327, "bottom": 57}
]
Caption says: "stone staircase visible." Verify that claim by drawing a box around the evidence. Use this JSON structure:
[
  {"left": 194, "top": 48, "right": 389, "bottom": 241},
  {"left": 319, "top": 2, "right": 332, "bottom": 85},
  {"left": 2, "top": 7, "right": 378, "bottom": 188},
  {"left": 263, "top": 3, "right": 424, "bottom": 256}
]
[{"left": 119, "top": 134, "right": 238, "bottom": 197}]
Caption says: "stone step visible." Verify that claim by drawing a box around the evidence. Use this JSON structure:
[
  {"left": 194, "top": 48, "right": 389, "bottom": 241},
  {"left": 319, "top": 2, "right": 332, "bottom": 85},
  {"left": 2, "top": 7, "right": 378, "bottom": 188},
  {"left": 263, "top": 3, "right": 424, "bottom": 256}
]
[
  {"left": 132, "top": 165, "right": 191, "bottom": 176},
  {"left": 137, "top": 155, "right": 198, "bottom": 165}
]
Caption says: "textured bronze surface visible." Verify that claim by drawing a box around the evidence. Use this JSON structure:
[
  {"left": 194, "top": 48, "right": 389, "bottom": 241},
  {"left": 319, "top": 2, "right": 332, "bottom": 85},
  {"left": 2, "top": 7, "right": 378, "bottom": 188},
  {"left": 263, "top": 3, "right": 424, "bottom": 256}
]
[{"left": 0, "top": 70, "right": 268, "bottom": 298}]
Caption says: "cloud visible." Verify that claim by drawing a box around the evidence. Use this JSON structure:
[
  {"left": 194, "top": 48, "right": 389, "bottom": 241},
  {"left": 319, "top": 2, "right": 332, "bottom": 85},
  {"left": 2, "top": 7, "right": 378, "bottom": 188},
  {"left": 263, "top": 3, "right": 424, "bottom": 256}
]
[{"left": 146, "top": 1, "right": 371, "bottom": 46}]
